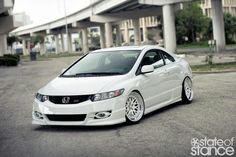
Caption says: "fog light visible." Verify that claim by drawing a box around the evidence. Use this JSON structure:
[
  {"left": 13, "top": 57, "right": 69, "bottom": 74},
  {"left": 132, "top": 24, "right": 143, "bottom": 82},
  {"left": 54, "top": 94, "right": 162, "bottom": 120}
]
[
  {"left": 34, "top": 111, "right": 43, "bottom": 119},
  {"left": 94, "top": 111, "right": 111, "bottom": 119}
]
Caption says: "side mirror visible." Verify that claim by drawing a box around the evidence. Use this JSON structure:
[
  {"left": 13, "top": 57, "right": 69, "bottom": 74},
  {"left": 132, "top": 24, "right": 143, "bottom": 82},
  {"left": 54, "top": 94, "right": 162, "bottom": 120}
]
[
  {"left": 141, "top": 65, "right": 154, "bottom": 74},
  {"left": 61, "top": 68, "right": 66, "bottom": 73}
]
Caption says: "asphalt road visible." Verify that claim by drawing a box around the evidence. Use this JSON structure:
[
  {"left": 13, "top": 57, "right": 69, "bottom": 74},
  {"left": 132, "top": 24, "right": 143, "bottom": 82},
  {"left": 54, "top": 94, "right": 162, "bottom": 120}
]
[{"left": 0, "top": 56, "right": 235, "bottom": 157}]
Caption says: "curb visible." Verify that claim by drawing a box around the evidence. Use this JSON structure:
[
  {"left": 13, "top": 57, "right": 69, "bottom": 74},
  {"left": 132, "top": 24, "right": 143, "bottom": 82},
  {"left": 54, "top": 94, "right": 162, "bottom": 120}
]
[{"left": 193, "top": 70, "right": 236, "bottom": 74}]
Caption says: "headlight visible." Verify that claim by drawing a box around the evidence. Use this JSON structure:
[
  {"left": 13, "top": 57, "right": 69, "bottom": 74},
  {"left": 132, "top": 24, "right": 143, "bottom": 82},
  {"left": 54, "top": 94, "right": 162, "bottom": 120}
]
[
  {"left": 91, "top": 89, "right": 125, "bottom": 101},
  {"left": 35, "top": 93, "right": 48, "bottom": 102}
]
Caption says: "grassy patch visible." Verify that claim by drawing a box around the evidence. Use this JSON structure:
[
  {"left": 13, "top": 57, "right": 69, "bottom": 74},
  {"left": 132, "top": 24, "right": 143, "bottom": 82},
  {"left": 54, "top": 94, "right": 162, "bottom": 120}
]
[
  {"left": 226, "top": 44, "right": 236, "bottom": 48},
  {"left": 178, "top": 43, "right": 236, "bottom": 49},
  {"left": 178, "top": 42, "right": 208, "bottom": 49},
  {"left": 191, "top": 62, "right": 236, "bottom": 72}
]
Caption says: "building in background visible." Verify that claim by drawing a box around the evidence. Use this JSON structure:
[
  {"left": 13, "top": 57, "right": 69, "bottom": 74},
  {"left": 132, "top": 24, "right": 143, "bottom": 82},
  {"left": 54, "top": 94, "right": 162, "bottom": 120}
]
[
  {"left": 15, "top": 12, "right": 33, "bottom": 25},
  {"left": 0, "top": 0, "right": 23, "bottom": 56},
  {"left": 120, "top": 16, "right": 162, "bottom": 44},
  {"left": 200, "top": 0, "right": 236, "bottom": 17}
]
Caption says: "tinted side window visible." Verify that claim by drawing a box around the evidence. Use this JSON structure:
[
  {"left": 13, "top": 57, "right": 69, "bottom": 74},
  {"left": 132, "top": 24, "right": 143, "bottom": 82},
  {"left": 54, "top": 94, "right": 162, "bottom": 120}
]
[
  {"left": 152, "top": 52, "right": 165, "bottom": 69},
  {"left": 160, "top": 51, "right": 175, "bottom": 64},
  {"left": 141, "top": 50, "right": 164, "bottom": 68}
]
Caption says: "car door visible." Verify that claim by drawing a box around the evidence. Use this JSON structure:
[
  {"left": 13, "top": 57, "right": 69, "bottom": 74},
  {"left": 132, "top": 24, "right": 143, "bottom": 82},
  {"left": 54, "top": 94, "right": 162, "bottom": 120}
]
[
  {"left": 159, "top": 50, "right": 182, "bottom": 101},
  {"left": 137, "top": 49, "right": 171, "bottom": 109}
]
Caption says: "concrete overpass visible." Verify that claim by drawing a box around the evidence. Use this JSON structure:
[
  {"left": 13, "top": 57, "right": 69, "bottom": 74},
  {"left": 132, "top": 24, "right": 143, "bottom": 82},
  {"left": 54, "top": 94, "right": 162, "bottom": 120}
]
[
  {"left": 11, "top": 0, "right": 226, "bottom": 55},
  {"left": 0, "top": 0, "right": 23, "bottom": 56}
]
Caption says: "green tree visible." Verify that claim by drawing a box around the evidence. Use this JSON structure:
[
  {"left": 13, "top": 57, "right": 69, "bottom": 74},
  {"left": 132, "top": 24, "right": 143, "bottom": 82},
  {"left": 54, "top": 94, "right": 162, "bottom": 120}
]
[
  {"left": 175, "top": 2, "right": 210, "bottom": 44},
  {"left": 203, "top": 18, "right": 212, "bottom": 40},
  {"left": 224, "top": 13, "right": 236, "bottom": 44},
  {"left": 7, "top": 36, "right": 20, "bottom": 53},
  {"left": 30, "top": 35, "right": 44, "bottom": 45},
  {"left": 204, "top": 13, "right": 236, "bottom": 44},
  {"left": 7, "top": 36, "right": 20, "bottom": 47}
]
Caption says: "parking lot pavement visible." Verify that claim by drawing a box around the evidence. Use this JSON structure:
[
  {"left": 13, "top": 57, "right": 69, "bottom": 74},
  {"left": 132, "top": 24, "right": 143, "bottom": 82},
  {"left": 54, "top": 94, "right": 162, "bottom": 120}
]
[{"left": 0, "top": 56, "right": 235, "bottom": 157}]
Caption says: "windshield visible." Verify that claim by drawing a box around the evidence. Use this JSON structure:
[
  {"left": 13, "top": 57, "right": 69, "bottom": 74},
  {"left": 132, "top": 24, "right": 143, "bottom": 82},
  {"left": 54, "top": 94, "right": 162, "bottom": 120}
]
[{"left": 62, "top": 50, "right": 141, "bottom": 77}]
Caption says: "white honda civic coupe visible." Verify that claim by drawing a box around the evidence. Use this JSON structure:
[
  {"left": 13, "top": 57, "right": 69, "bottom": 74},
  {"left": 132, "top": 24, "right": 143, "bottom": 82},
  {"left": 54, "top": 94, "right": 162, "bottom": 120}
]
[{"left": 32, "top": 46, "right": 193, "bottom": 126}]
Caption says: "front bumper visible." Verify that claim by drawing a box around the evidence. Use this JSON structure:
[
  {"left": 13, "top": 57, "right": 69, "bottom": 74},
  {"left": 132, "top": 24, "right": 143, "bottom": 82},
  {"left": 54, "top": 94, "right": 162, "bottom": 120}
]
[{"left": 32, "top": 95, "right": 126, "bottom": 126}]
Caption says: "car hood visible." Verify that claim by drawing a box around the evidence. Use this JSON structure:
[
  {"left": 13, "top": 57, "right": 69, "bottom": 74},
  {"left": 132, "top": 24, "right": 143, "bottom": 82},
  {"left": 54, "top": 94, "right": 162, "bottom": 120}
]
[{"left": 38, "top": 75, "right": 128, "bottom": 95}]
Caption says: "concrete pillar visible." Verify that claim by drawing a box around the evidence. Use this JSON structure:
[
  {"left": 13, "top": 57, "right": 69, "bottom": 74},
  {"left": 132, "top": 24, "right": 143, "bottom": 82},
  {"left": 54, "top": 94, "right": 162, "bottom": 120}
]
[
  {"left": 211, "top": 0, "right": 226, "bottom": 52},
  {"left": 40, "top": 42, "right": 45, "bottom": 55},
  {"left": 39, "top": 36, "right": 46, "bottom": 55},
  {"left": 22, "top": 39, "right": 27, "bottom": 55},
  {"left": 60, "top": 33, "right": 65, "bottom": 53},
  {"left": 82, "top": 28, "right": 89, "bottom": 53},
  {"left": 99, "top": 25, "right": 106, "bottom": 49},
  {"left": 105, "top": 22, "right": 113, "bottom": 48},
  {"left": 78, "top": 30, "right": 83, "bottom": 51},
  {"left": 54, "top": 34, "right": 60, "bottom": 54},
  {"left": 163, "top": 4, "right": 177, "bottom": 53},
  {"left": 133, "top": 18, "right": 141, "bottom": 46},
  {"left": 142, "top": 18, "right": 148, "bottom": 42},
  {"left": 0, "top": 34, "right": 7, "bottom": 56},
  {"left": 27, "top": 40, "right": 31, "bottom": 55},
  {"left": 115, "top": 25, "right": 122, "bottom": 46},
  {"left": 124, "top": 21, "right": 130, "bottom": 44},
  {"left": 68, "top": 33, "right": 72, "bottom": 53}
]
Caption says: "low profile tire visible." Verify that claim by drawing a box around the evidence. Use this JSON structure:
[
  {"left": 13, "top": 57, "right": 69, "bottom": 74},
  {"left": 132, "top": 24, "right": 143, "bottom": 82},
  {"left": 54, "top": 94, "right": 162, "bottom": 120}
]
[
  {"left": 182, "top": 77, "right": 193, "bottom": 104},
  {"left": 125, "top": 92, "right": 145, "bottom": 124}
]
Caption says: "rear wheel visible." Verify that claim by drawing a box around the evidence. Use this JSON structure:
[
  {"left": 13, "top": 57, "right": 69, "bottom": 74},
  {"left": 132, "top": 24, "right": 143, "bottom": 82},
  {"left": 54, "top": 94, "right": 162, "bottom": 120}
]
[
  {"left": 125, "top": 92, "right": 144, "bottom": 124},
  {"left": 182, "top": 77, "right": 193, "bottom": 104}
]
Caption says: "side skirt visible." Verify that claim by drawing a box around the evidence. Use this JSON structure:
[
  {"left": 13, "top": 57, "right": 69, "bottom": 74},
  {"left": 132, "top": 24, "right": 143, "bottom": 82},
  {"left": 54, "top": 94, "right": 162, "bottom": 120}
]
[{"left": 144, "top": 98, "right": 181, "bottom": 115}]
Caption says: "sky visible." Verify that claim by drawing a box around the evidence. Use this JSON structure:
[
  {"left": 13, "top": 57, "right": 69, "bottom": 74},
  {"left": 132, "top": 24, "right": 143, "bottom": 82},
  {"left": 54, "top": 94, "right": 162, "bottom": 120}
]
[{"left": 13, "top": 0, "right": 91, "bottom": 25}]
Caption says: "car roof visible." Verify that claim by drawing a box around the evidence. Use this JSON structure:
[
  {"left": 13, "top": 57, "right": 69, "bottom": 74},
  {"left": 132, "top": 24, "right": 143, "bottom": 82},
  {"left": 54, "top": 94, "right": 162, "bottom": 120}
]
[{"left": 92, "top": 45, "right": 167, "bottom": 53}]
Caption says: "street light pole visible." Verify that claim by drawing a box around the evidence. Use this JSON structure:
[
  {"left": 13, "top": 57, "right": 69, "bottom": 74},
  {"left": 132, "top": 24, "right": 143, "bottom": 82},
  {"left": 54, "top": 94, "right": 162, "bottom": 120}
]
[{"left": 63, "top": 0, "right": 69, "bottom": 53}]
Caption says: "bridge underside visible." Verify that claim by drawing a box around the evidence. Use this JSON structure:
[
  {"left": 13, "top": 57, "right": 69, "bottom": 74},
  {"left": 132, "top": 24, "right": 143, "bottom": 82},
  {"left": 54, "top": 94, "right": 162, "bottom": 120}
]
[{"left": 11, "top": 0, "right": 226, "bottom": 55}]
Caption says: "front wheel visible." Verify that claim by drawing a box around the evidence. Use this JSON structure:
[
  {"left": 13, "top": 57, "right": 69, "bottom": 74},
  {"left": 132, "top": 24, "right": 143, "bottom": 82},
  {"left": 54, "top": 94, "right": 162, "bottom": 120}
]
[
  {"left": 125, "top": 92, "right": 145, "bottom": 124},
  {"left": 182, "top": 77, "right": 193, "bottom": 104}
]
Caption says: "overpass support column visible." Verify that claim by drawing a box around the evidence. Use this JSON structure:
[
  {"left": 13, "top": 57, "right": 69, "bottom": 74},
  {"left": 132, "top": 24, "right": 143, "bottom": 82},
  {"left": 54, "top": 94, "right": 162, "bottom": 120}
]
[
  {"left": 0, "top": 34, "right": 7, "bottom": 56},
  {"left": 163, "top": 4, "right": 177, "bottom": 53},
  {"left": 68, "top": 33, "right": 72, "bottom": 53},
  {"left": 105, "top": 22, "right": 113, "bottom": 48},
  {"left": 142, "top": 18, "right": 148, "bottom": 42},
  {"left": 99, "top": 24, "right": 106, "bottom": 49},
  {"left": 82, "top": 28, "right": 89, "bottom": 53},
  {"left": 78, "top": 30, "right": 83, "bottom": 51},
  {"left": 211, "top": 0, "right": 226, "bottom": 52},
  {"left": 115, "top": 25, "right": 122, "bottom": 46},
  {"left": 40, "top": 42, "right": 45, "bottom": 55},
  {"left": 54, "top": 34, "right": 60, "bottom": 54},
  {"left": 22, "top": 39, "right": 27, "bottom": 55},
  {"left": 27, "top": 40, "right": 31, "bottom": 55},
  {"left": 124, "top": 21, "right": 130, "bottom": 44},
  {"left": 133, "top": 18, "right": 141, "bottom": 46},
  {"left": 60, "top": 33, "right": 65, "bottom": 53},
  {"left": 39, "top": 36, "right": 46, "bottom": 55}
]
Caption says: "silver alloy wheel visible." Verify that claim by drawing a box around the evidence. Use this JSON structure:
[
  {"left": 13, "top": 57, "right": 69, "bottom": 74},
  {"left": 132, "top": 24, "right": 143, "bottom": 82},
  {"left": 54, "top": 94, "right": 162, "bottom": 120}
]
[
  {"left": 184, "top": 77, "right": 193, "bottom": 101},
  {"left": 125, "top": 92, "right": 144, "bottom": 122}
]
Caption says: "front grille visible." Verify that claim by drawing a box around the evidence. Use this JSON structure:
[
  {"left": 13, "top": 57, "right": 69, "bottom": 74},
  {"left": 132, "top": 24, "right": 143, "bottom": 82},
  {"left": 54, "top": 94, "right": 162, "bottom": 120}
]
[
  {"left": 48, "top": 95, "right": 91, "bottom": 104},
  {"left": 46, "top": 114, "right": 86, "bottom": 121}
]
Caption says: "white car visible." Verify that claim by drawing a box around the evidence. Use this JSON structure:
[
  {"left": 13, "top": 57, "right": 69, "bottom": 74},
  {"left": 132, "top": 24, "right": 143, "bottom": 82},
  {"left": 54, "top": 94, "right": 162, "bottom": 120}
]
[{"left": 33, "top": 46, "right": 193, "bottom": 126}]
